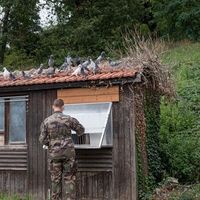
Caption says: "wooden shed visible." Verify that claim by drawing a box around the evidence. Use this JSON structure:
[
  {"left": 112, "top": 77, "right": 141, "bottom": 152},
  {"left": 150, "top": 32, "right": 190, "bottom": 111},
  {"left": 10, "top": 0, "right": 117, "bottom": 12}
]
[{"left": 0, "top": 68, "right": 160, "bottom": 200}]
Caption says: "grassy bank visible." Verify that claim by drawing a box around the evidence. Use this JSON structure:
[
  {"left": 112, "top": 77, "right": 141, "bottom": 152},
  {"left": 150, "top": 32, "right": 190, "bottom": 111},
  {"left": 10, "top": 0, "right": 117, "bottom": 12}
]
[{"left": 156, "top": 42, "right": 200, "bottom": 199}]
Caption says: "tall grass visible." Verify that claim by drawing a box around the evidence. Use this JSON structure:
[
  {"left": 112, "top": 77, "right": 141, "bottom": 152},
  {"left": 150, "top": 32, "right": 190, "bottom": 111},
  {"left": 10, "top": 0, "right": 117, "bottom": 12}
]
[{"left": 0, "top": 194, "right": 31, "bottom": 200}]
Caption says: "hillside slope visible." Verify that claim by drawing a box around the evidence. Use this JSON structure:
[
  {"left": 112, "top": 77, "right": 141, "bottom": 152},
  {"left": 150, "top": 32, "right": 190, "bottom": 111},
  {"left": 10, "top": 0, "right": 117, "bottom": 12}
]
[{"left": 160, "top": 42, "right": 200, "bottom": 183}]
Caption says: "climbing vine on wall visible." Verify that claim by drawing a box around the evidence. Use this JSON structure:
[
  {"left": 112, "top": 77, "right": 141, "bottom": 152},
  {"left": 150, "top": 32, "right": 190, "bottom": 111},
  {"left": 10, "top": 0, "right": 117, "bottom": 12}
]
[{"left": 131, "top": 84, "right": 162, "bottom": 199}]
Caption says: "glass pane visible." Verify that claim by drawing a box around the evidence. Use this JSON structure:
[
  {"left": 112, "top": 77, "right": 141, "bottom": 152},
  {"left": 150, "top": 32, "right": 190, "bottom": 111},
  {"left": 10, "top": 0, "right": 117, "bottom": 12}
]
[
  {"left": 9, "top": 101, "right": 26, "bottom": 143},
  {"left": 64, "top": 103, "right": 112, "bottom": 148},
  {"left": 0, "top": 100, "right": 4, "bottom": 131}
]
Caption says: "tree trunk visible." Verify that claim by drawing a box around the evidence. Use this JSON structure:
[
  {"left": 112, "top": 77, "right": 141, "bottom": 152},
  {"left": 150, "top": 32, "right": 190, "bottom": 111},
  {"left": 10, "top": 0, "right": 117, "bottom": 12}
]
[{"left": 0, "top": 6, "right": 10, "bottom": 65}]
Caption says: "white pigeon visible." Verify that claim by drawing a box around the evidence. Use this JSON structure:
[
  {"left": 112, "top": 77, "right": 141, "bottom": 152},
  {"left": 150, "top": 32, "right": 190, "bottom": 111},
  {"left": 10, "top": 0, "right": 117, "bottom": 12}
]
[
  {"left": 3, "top": 67, "right": 11, "bottom": 80},
  {"left": 72, "top": 65, "right": 82, "bottom": 76}
]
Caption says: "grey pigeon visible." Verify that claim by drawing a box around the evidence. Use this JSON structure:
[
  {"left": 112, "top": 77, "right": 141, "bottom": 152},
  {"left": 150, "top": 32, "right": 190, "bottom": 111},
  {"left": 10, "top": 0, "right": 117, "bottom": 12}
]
[
  {"left": 22, "top": 71, "right": 31, "bottom": 79},
  {"left": 67, "top": 54, "right": 73, "bottom": 66},
  {"left": 89, "top": 59, "right": 100, "bottom": 74},
  {"left": 46, "top": 67, "right": 55, "bottom": 77},
  {"left": 108, "top": 58, "right": 122, "bottom": 67},
  {"left": 96, "top": 51, "right": 106, "bottom": 65},
  {"left": 3, "top": 67, "right": 15, "bottom": 80},
  {"left": 82, "top": 58, "right": 91, "bottom": 72},
  {"left": 80, "top": 65, "right": 87, "bottom": 76},
  {"left": 72, "top": 64, "right": 88, "bottom": 76},
  {"left": 37, "top": 63, "right": 44, "bottom": 74},
  {"left": 59, "top": 57, "right": 68, "bottom": 71},
  {"left": 74, "top": 56, "right": 81, "bottom": 66},
  {"left": 48, "top": 55, "right": 54, "bottom": 67}
]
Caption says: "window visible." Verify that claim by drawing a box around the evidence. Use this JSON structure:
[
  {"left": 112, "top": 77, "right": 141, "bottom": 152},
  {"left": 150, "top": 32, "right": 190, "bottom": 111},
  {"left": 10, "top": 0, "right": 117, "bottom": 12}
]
[
  {"left": 0, "top": 96, "right": 28, "bottom": 145},
  {"left": 64, "top": 102, "right": 113, "bottom": 149}
]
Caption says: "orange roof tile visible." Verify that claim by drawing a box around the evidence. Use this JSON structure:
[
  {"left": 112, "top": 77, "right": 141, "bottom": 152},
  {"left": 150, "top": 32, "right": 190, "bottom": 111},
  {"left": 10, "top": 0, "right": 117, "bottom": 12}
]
[{"left": 0, "top": 68, "right": 139, "bottom": 88}]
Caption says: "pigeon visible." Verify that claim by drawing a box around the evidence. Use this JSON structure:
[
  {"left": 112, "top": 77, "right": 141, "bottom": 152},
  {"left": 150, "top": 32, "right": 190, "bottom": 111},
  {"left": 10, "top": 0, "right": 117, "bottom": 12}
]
[
  {"left": 72, "top": 63, "right": 88, "bottom": 76},
  {"left": 88, "top": 59, "right": 100, "bottom": 74},
  {"left": 72, "top": 65, "right": 82, "bottom": 76},
  {"left": 73, "top": 56, "right": 81, "bottom": 66},
  {"left": 108, "top": 58, "right": 122, "bottom": 67},
  {"left": 46, "top": 67, "right": 55, "bottom": 77},
  {"left": 80, "top": 65, "right": 87, "bottom": 76},
  {"left": 66, "top": 54, "right": 73, "bottom": 66},
  {"left": 22, "top": 71, "right": 31, "bottom": 79},
  {"left": 48, "top": 55, "right": 54, "bottom": 67},
  {"left": 31, "top": 64, "right": 44, "bottom": 77},
  {"left": 37, "top": 63, "right": 44, "bottom": 74},
  {"left": 59, "top": 57, "right": 69, "bottom": 71},
  {"left": 96, "top": 51, "right": 106, "bottom": 65},
  {"left": 3, "top": 67, "right": 15, "bottom": 80},
  {"left": 82, "top": 58, "right": 91, "bottom": 72}
]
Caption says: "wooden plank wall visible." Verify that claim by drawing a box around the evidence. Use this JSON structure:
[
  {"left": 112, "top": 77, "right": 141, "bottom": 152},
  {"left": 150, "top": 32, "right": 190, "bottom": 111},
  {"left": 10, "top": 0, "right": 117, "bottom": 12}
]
[
  {"left": 0, "top": 85, "right": 137, "bottom": 200},
  {"left": 76, "top": 171, "right": 113, "bottom": 200},
  {"left": 75, "top": 149, "right": 113, "bottom": 199},
  {"left": 0, "top": 171, "right": 27, "bottom": 195},
  {"left": 27, "top": 89, "right": 56, "bottom": 200},
  {"left": 112, "top": 85, "right": 137, "bottom": 200},
  {"left": 57, "top": 86, "right": 119, "bottom": 104}
]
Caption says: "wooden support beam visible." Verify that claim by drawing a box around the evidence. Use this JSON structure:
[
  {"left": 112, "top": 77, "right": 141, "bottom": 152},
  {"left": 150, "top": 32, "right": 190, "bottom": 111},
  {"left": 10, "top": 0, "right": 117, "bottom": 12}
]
[{"left": 57, "top": 86, "right": 119, "bottom": 104}]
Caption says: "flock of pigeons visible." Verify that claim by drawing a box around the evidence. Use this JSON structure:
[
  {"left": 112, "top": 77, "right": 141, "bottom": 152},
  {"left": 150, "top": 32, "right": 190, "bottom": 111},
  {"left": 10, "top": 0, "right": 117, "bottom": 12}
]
[{"left": 0, "top": 52, "right": 122, "bottom": 81}]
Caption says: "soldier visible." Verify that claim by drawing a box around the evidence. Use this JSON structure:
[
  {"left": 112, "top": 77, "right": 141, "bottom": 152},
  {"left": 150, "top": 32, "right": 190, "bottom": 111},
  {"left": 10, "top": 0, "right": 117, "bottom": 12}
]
[{"left": 39, "top": 99, "right": 85, "bottom": 200}]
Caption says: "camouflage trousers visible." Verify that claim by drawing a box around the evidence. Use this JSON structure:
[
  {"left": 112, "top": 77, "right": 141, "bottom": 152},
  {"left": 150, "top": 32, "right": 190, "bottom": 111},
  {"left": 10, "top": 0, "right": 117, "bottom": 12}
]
[{"left": 48, "top": 157, "right": 77, "bottom": 200}]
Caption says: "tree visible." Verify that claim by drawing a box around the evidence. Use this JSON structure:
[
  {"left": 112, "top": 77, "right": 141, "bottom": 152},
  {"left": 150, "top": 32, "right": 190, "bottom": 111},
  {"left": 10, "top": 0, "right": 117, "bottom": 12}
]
[
  {"left": 0, "top": 0, "right": 41, "bottom": 66},
  {"left": 152, "top": 0, "right": 200, "bottom": 41}
]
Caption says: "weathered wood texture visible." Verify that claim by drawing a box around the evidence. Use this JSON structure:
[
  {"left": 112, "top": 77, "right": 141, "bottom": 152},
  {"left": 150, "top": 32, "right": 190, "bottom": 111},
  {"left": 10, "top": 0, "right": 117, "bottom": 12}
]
[
  {"left": 76, "top": 171, "right": 113, "bottom": 200},
  {"left": 27, "top": 89, "right": 57, "bottom": 200},
  {"left": 58, "top": 86, "right": 119, "bottom": 104},
  {"left": 0, "top": 171, "right": 27, "bottom": 195},
  {"left": 112, "top": 85, "right": 137, "bottom": 200}
]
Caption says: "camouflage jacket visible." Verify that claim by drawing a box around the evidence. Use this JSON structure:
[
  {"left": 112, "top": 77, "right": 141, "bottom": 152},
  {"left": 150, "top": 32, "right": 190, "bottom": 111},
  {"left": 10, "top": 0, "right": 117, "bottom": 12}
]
[{"left": 39, "top": 111, "right": 85, "bottom": 159}]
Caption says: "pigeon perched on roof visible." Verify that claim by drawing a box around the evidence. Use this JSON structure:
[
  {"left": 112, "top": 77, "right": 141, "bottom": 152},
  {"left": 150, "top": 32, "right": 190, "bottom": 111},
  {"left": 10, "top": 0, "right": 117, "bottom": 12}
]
[
  {"left": 46, "top": 67, "right": 55, "bottom": 77},
  {"left": 31, "top": 64, "right": 44, "bottom": 77},
  {"left": 108, "top": 58, "right": 122, "bottom": 67},
  {"left": 3, "top": 67, "right": 15, "bottom": 80},
  {"left": 72, "top": 65, "right": 82, "bottom": 76},
  {"left": 37, "top": 63, "right": 44, "bottom": 74},
  {"left": 82, "top": 58, "right": 91, "bottom": 72},
  {"left": 67, "top": 54, "right": 73, "bottom": 66},
  {"left": 88, "top": 59, "right": 100, "bottom": 74},
  {"left": 22, "top": 71, "right": 31, "bottom": 79},
  {"left": 73, "top": 56, "right": 81, "bottom": 66},
  {"left": 59, "top": 57, "right": 69, "bottom": 71},
  {"left": 48, "top": 55, "right": 54, "bottom": 68},
  {"left": 96, "top": 51, "right": 106, "bottom": 65},
  {"left": 72, "top": 63, "right": 89, "bottom": 76}
]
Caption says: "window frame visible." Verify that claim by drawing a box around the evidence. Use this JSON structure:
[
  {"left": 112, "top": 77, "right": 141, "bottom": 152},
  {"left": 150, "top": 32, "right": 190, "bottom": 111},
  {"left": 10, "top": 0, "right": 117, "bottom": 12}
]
[
  {"left": 64, "top": 102, "right": 113, "bottom": 149},
  {"left": 0, "top": 96, "right": 28, "bottom": 145},
  {"left": 0, "top": 101, "right": 5, "bottom": 134}
]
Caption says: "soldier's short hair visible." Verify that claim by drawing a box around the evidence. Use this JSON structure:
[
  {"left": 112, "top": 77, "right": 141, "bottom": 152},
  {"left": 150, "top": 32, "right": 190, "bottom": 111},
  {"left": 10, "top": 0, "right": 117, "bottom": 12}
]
[{"left": 53, "top": 99, "right": 64, "bottom": 108}]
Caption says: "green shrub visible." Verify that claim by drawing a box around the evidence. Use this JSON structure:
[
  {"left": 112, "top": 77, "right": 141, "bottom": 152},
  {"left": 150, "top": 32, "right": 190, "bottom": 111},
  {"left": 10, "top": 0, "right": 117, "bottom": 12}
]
[{"left": 160, "top": 43, "right": 200, "bottom": 183}]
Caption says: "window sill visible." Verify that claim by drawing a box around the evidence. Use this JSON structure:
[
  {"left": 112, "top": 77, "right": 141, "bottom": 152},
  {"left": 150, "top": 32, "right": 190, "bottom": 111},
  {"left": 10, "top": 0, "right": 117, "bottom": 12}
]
[
  {"left": 75, "top": 145, "right": 113, "bottom": 149},
  {"left": 0, "top": 144, "right": 27, "bottom": 150}
]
